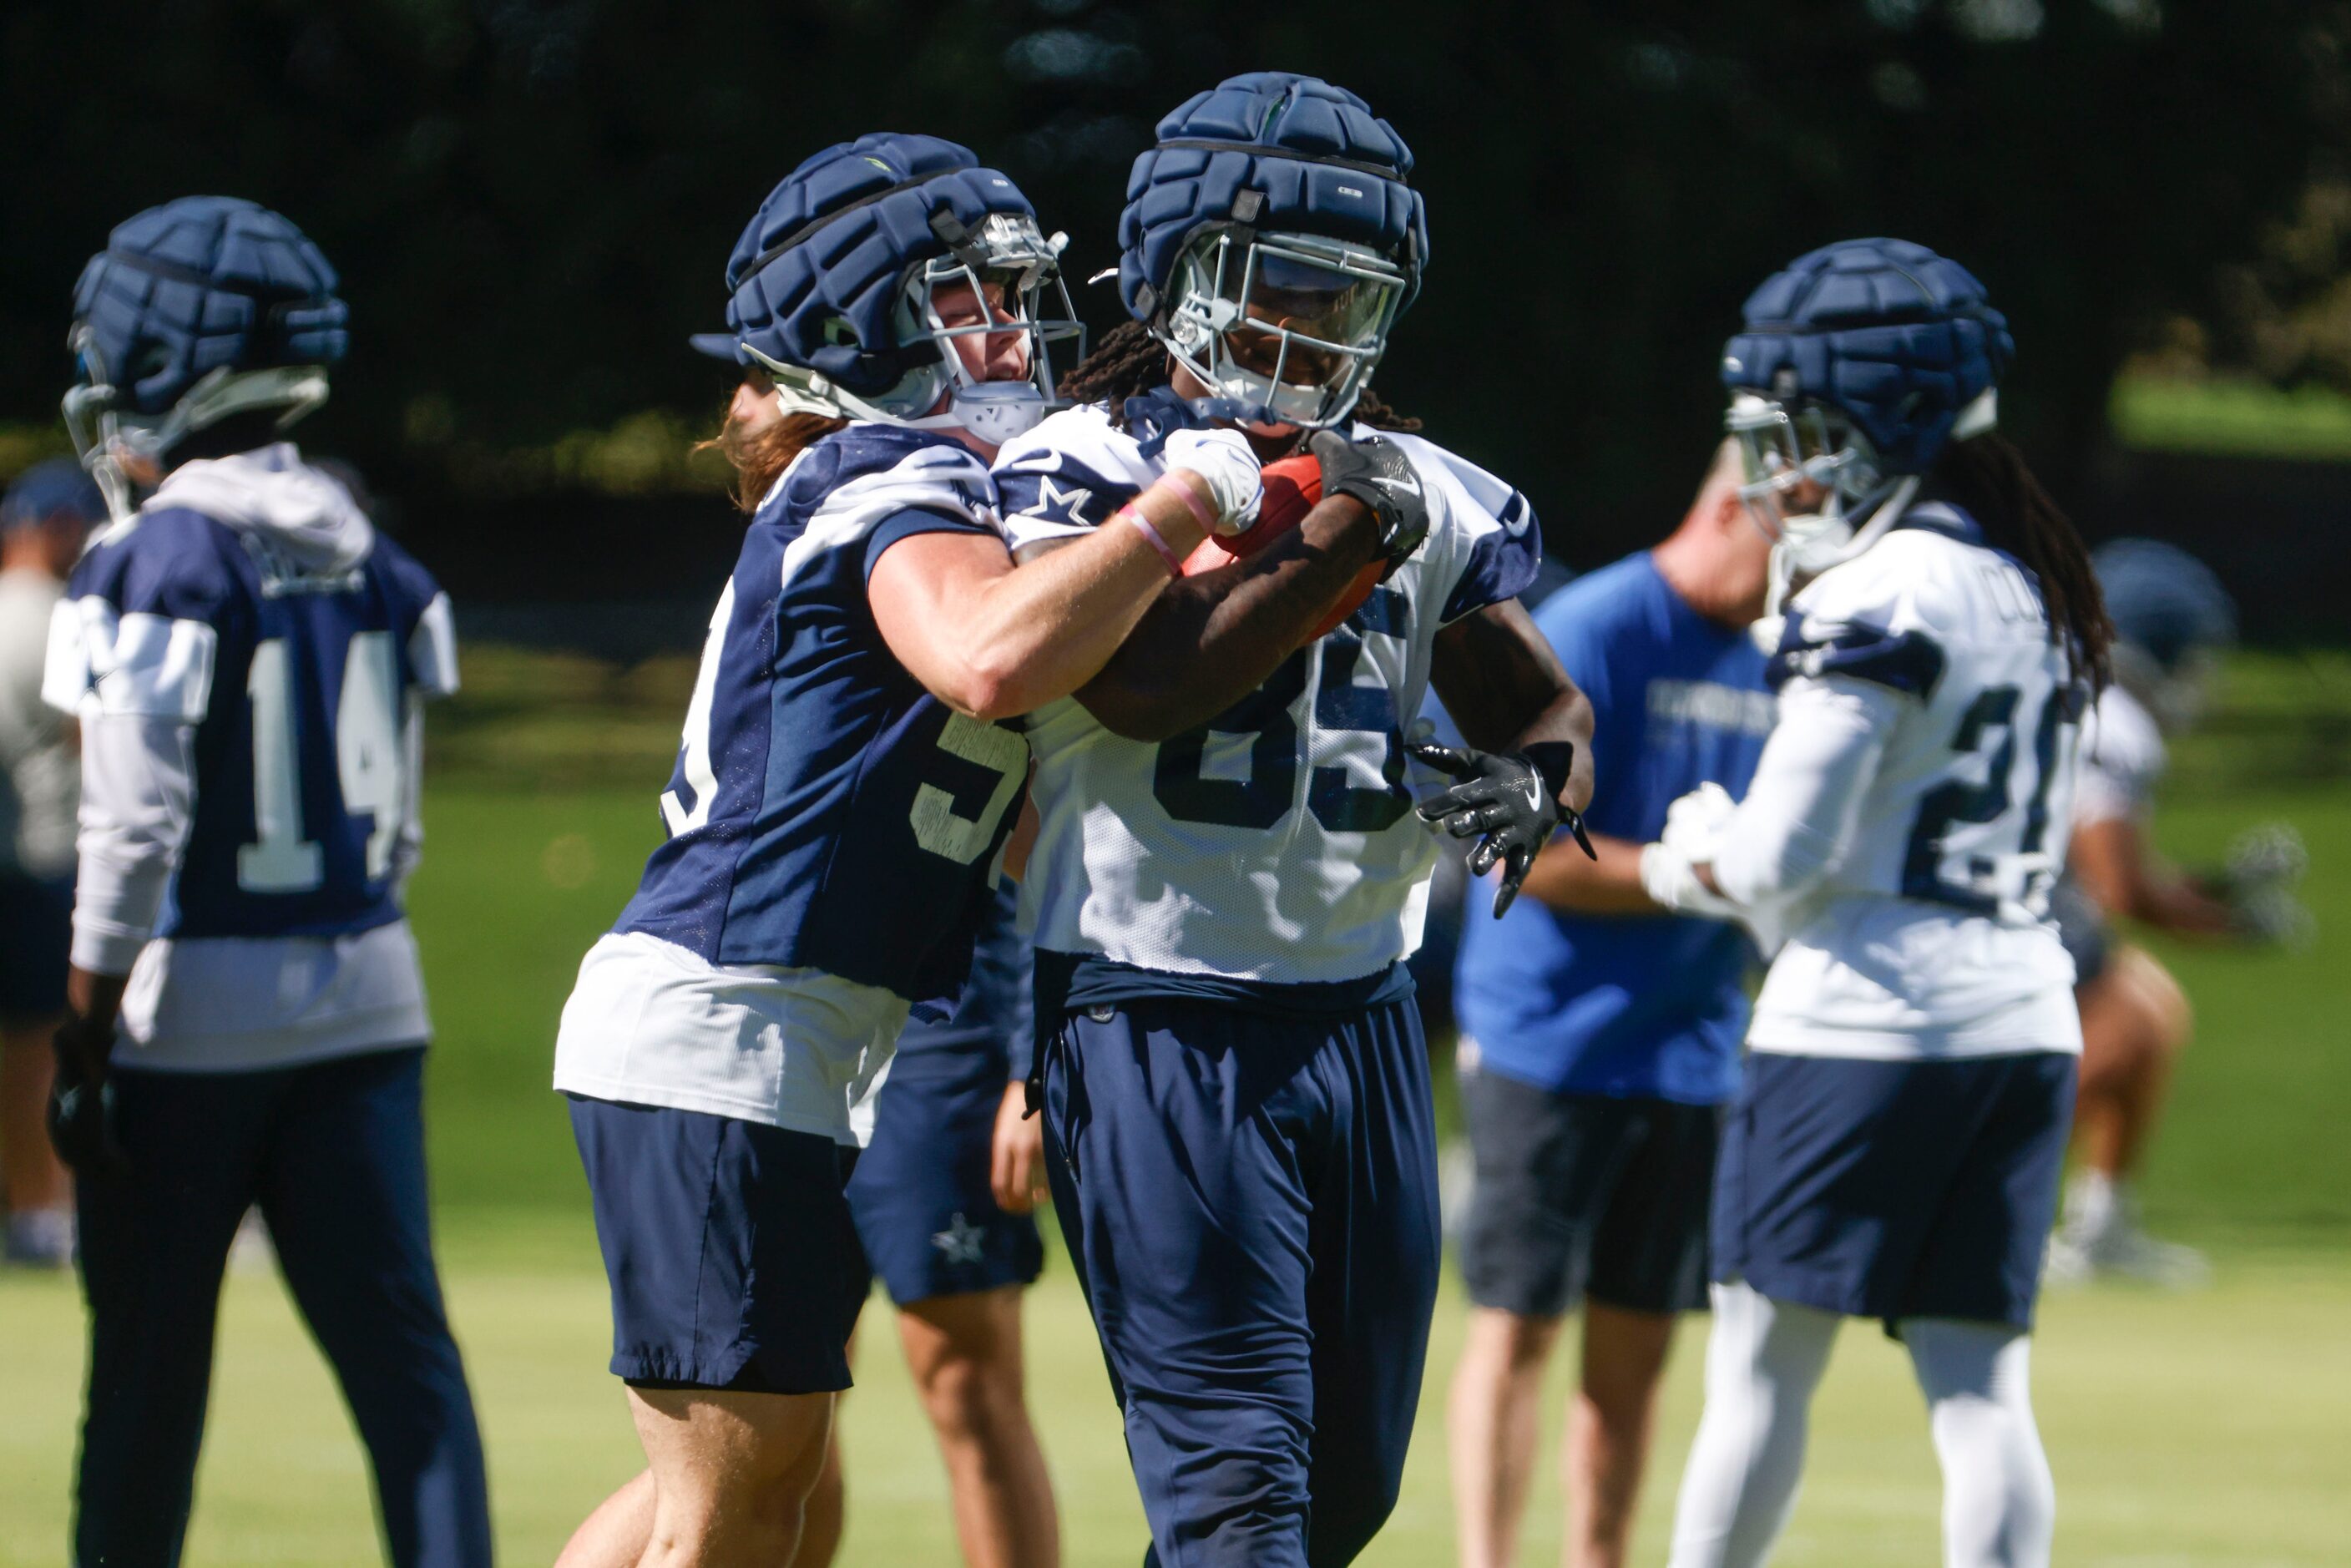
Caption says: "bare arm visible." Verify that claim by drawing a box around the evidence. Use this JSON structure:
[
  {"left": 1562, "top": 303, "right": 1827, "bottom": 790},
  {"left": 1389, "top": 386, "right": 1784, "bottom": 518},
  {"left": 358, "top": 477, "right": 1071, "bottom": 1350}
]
[
  {"left": 2070, "top": 815, "right": 2236, "bottom": 936},
  {"left": 867, "top": 473, "right": 1217, "bottom": 721},
  {"left": 1068, "top": 495, "right": 1383, "bottom": 741},
  {"left": 1428, "top": 599, "right": 1596, "bottom": 814},
  {"left": 1518, "top": 829, "right": 1661, "bottom": 914}
]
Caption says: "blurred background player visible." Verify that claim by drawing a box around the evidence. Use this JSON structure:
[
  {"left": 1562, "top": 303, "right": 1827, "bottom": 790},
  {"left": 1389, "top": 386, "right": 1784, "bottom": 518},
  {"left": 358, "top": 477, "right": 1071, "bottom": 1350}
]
[
  {"left": 996, "top": 71, "right": 1595, "bottom": 1566},
  {"left": 837, "top": 885, "right": 1058, "bottom": 1567},
  {"left": 1642, "top": 240, "right": 2110, "bottom": 1568},
  {"left": 549, "top": 133, "right": 1261, "bottom": 1568},
  {"left": 43, "top": 197, "right": 491, "bottom": 1567},
  {"left": 1446, "top": 440, "right": 1773, "bottom": 1568},
  {"left": 2046, "top": 538, "right": 2309, "bottom": 1286},
  {"left": 0, "top": 459, "right": 105, "bottom": 1267}
]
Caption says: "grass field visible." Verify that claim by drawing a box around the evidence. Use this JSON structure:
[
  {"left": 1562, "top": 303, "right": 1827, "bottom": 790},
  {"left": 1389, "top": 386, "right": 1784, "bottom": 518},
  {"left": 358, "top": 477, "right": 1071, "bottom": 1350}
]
[{"left": 3, "top": 648, "right": 2348, "bottom": 1564}]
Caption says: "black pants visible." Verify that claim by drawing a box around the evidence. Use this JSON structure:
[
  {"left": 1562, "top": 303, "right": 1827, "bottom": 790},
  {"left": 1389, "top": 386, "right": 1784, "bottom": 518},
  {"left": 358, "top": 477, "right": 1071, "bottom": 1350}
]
[{"left": 73, "top": 1047, "right": 491, "bottom": 1567}]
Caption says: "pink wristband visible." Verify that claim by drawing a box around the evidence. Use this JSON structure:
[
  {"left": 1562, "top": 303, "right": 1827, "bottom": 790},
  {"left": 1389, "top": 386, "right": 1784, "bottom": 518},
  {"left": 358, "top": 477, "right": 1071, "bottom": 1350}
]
[
  {"left": 1160, "top": 471, "right": 1221, "bottom": 537},
  {"left": 1120, "top": 504, "right": 1186, "bottom": 576}
]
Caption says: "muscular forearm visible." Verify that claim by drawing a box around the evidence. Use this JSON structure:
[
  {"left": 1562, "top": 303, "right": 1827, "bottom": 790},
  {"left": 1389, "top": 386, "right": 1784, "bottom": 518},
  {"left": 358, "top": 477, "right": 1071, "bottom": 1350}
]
[
  {"left": 1428, "top": 601, "right": 1596, "bottom": 813},
  {"left": 1074, "top": 495, "right": 1382, "bottom": 741},
  {"left": 1519, "top": 830, "right": 1659, "bottom": 914},
  {"left": 2071, "top": 818, "right": 2236, "bottom": 936},
  {"left": 964, "top": 473, "right": 1223, "bottom": 717}
]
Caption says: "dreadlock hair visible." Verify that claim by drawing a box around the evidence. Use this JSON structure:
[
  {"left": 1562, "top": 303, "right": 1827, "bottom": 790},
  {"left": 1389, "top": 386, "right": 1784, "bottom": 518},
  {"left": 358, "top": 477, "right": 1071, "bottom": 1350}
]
[
  {"left": 696, "top": 373, "right": 847, "bottom": 514},
  {"left": 1058, "top": 319, "right": 1421, "bottom": 432},
  {"left": 1929, "top": 432, "right": 2113, "bottom": 691}
]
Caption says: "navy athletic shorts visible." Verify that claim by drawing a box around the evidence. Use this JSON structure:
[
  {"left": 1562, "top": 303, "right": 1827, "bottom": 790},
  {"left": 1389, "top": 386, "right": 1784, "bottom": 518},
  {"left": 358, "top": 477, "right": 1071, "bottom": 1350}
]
[
  {"left": 1713, "top": 1050, "right": 2076, "bottom": 1331},
  {"left": 2051, "top": 876, "right": 2112, "bottom": 989},
  {"left": 1040, "top": 992, "right": 1441, "bottom": 1568},
  {"left": 0, "top": 870, "right": 73, "bottom": 1024},
  {"left": 847, "top": 1038, "right": 1043, "bottom": 1308},
  {"left": 568, "top": 1095, "right": 865, "bottom": 1394},
  {"left": 1458, "top": 1061, "right": 1721, "bottom": 1317}
]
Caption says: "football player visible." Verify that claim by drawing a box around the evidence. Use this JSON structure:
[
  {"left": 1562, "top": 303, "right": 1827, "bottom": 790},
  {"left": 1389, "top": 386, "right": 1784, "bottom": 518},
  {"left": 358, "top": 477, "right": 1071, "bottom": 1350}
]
[
  {"left": 549, "top": 134, "right": 1265, "bottom": 1568},
  {"left": 1, "top": 460, "right": 107, "bottom": 1267},
  {"left": 993, "top": 73, "right": 1596, "bottom": 1566},
  {"left": 43, "top": 198, "right": 491, "bottom": 1566},
  {"left": 837, "top": 885, "right": 1058, "bottom": 1567},
  {"left": 2046, "top": 539, "right": 2306, "bottom": 1286},
  {"left": 1446, "top": 440, "right": 1775, "bottom": 1568},
  {"left": 1640, "top": 240, "right": 2111, "bottom": 1568}
]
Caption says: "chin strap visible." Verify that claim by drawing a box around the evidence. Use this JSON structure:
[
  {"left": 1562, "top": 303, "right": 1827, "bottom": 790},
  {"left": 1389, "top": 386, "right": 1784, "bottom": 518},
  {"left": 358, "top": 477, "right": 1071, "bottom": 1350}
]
[
  {"left": 1762, "top": 473, "right": 1922, "bottom": 617},
  {"left": 63, "top": 366, "right": 331, "bottom": 524}
]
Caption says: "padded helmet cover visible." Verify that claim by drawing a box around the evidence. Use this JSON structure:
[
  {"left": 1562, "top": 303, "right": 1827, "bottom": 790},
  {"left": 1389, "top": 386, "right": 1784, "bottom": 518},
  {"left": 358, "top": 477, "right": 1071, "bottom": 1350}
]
[
  {"left": 1721, "top": 237, "right": 2012, "bottom": 474},
  {"left": 2094, "top": 538, "right": 2237, "bottom": 671},
  {"left": 71, "top": 195, "right": 347, "bottom": 416},
  {"left": 1118, "top": 71, "right": 1427, "bottom": 322},
  {"left": 722, "top": 131, "right": 1039, "bottom": 397}
]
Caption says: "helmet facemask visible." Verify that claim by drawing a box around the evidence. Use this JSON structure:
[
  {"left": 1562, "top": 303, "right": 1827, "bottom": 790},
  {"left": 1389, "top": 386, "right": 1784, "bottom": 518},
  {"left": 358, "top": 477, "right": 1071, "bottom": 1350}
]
[
  {"left": 62, "top": 323, "right": 330, "bottom": 523},
  {"left": 1727, "top": 392, "right": 1916, "bottom": 615},
  {"left": 747, "top": 211, "right": 1084, "bottom": 445},
  {"left": 1157, "top": 228, "right": 1407, "bottom": 432}
]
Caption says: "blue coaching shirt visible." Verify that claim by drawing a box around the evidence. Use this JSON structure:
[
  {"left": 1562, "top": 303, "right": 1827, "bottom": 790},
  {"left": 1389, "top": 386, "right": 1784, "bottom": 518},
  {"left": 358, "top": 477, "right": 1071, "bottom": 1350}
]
[{"left": 1454, "top": 552, "right": 1772, "bottom": 1104}]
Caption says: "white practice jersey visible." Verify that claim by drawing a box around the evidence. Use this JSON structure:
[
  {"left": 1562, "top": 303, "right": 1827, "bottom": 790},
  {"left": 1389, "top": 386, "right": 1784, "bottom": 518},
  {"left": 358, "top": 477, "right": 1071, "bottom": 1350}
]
[
  {"left": 992, "top": 400, "right": 1542, "bottom": 988},
  {"left": 1747, "top": 506, "right": 2091, "bottom": 1060},
  {"left": 2071, "top": 683, "right": 2164, "bottom": 828}
]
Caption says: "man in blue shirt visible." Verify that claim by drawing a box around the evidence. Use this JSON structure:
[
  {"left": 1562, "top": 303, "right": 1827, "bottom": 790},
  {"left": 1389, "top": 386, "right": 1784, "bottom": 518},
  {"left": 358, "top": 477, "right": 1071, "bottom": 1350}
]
[{"left": 1447, "top": 443, "right": 1772, "bottom": 1568}]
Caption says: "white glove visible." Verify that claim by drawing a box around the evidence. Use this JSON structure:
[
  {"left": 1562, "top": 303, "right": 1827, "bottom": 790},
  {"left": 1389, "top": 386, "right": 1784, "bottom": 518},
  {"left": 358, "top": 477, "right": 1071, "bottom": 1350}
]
[
  {"left": 1161, "top": 427, "right": 1263, "bottom": 535},
  {"left": 1639, "top": 784, "right": 1743, "bottom": 919}
]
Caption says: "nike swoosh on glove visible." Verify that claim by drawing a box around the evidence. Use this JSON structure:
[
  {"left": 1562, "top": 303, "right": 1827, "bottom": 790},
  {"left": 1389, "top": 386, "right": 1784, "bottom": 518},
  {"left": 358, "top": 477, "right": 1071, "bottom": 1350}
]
[
  {"left": 1309, "top": 430, "right": 1430, "bottom": 577},
  {"left": 1410, "top": 741, "right": 1593, "bottom": 918}
]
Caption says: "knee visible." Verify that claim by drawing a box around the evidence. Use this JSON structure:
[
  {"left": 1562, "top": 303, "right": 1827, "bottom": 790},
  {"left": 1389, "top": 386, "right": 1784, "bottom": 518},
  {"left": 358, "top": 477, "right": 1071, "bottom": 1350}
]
[
  {"left": 1461, "top": 1307, "right": 1563, "bottom": 1381},
  {"left": 914, "top": 1349, "right": 1019, "bottom": 1445},
  {"left": 2114, "top": 948, "right": 2193, "bottom": 1060}
]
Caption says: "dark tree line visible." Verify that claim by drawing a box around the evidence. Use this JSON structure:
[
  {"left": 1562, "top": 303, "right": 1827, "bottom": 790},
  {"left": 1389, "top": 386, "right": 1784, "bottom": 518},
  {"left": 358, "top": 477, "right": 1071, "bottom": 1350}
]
[{"left": 3, "top": 0, "right": 2343, "bottom": 599}]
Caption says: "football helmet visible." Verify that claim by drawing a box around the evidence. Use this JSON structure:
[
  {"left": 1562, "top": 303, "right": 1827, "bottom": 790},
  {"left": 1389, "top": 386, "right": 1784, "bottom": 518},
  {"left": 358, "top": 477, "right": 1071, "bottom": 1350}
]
[
  {"left": 1720, "top": 237, "right": 2012, "bottom": 609},
  {"left": 64, "top": 196, "right": 347, "bottom": 519},
  {"left": 2095, "top": 537, "right": 2237, "bottom": 731},
  {"left": 718, "top": 133, "right": 1083, "bottom": 445},
  {"left": 1119, "top": 72, "right": 1426, "bottom": 430}
]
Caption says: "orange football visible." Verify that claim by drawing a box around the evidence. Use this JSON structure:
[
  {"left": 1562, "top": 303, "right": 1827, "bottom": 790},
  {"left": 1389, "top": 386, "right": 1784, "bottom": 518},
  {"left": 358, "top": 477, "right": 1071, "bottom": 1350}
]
[{"left": 1180, "top": 453, "right": 1384, "bottom": 641}]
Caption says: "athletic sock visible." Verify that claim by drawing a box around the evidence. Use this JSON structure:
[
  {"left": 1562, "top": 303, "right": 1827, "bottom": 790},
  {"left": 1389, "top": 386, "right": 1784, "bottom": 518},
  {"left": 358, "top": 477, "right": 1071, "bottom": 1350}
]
[
  {"left": 1666, "top": 1282, "right": 1842, "bottom": 1568},
  {"left": 2059, "top": 1168, "right": 2116, "bottom": 1243},
  {"left": 1900, "top": 1318, "right": 2055, "bottom": 1568}
]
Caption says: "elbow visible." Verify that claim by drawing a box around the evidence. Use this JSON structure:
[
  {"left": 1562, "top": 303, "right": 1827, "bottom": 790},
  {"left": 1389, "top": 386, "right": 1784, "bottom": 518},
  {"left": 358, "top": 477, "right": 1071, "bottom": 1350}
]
[{"left": 933, "top": 647, "right": 1035, "bottom": 724}]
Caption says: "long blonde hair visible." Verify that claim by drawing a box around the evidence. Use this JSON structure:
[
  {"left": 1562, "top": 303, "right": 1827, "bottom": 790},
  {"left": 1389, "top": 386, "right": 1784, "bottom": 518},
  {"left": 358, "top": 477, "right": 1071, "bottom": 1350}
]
[{"left": 699, "top": 376, "right": 847, "bottom": 513}]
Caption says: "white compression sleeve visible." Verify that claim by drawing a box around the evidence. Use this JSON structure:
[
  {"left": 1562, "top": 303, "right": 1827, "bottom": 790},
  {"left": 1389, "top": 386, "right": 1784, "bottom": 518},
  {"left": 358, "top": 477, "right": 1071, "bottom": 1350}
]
[
  {"left": 1666, "top": 1282, "right": 1844, "bottom": 1568},
  {"left": 70, "top": 712, "right": 198, "bottom": 975},
  {"left": 1902, "top": 1318, "right": 2055, "bottom": 1568},
  {"left": 1710, "top": 676, "right": 1902, "bottom": 908}
]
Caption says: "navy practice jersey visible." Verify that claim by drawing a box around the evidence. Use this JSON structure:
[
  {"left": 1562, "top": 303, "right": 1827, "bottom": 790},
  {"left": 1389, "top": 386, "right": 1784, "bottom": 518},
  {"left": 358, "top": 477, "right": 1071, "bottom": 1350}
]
[
  {"left": 614, "top": 425, "right": 1027, "bottom": 1001},
  {"left": 47, "top": 464, "right": 454, "bottom": 941},
  {"left": 897, "top": 880, "right": 1036, "bottom": 1080}
]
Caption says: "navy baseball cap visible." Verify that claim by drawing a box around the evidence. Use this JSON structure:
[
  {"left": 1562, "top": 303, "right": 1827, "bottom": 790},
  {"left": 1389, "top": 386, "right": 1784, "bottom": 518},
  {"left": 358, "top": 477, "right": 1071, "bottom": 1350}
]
[{"left": 2, "top": 458, "right": 107, "bottom": 533}]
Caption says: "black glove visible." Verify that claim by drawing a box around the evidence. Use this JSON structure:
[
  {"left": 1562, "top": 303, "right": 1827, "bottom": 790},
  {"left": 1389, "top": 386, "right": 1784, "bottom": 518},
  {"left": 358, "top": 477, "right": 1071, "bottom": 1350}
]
[
  {"left": 48, "top": 1016, "right": 126, "bottom": 1176},
  {"left": 1410, "top": 741, "right": 1594, "bottom": 918},
  {"left": 1309, "top": 429, "right": 1430, "bottom": 579}
]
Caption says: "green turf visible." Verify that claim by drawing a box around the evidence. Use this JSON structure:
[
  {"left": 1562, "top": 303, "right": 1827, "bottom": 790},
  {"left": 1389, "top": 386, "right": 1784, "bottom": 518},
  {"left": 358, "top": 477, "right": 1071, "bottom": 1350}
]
[{"left": 4, "top": 1236, "right": 2348, "bottom": 1565}]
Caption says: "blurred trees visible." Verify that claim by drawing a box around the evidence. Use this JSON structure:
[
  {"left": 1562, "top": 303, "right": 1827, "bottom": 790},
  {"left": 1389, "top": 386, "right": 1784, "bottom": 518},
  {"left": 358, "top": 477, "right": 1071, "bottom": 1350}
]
[{"left": 2, "top": 0, "right": 2345, "bottom": 574}]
